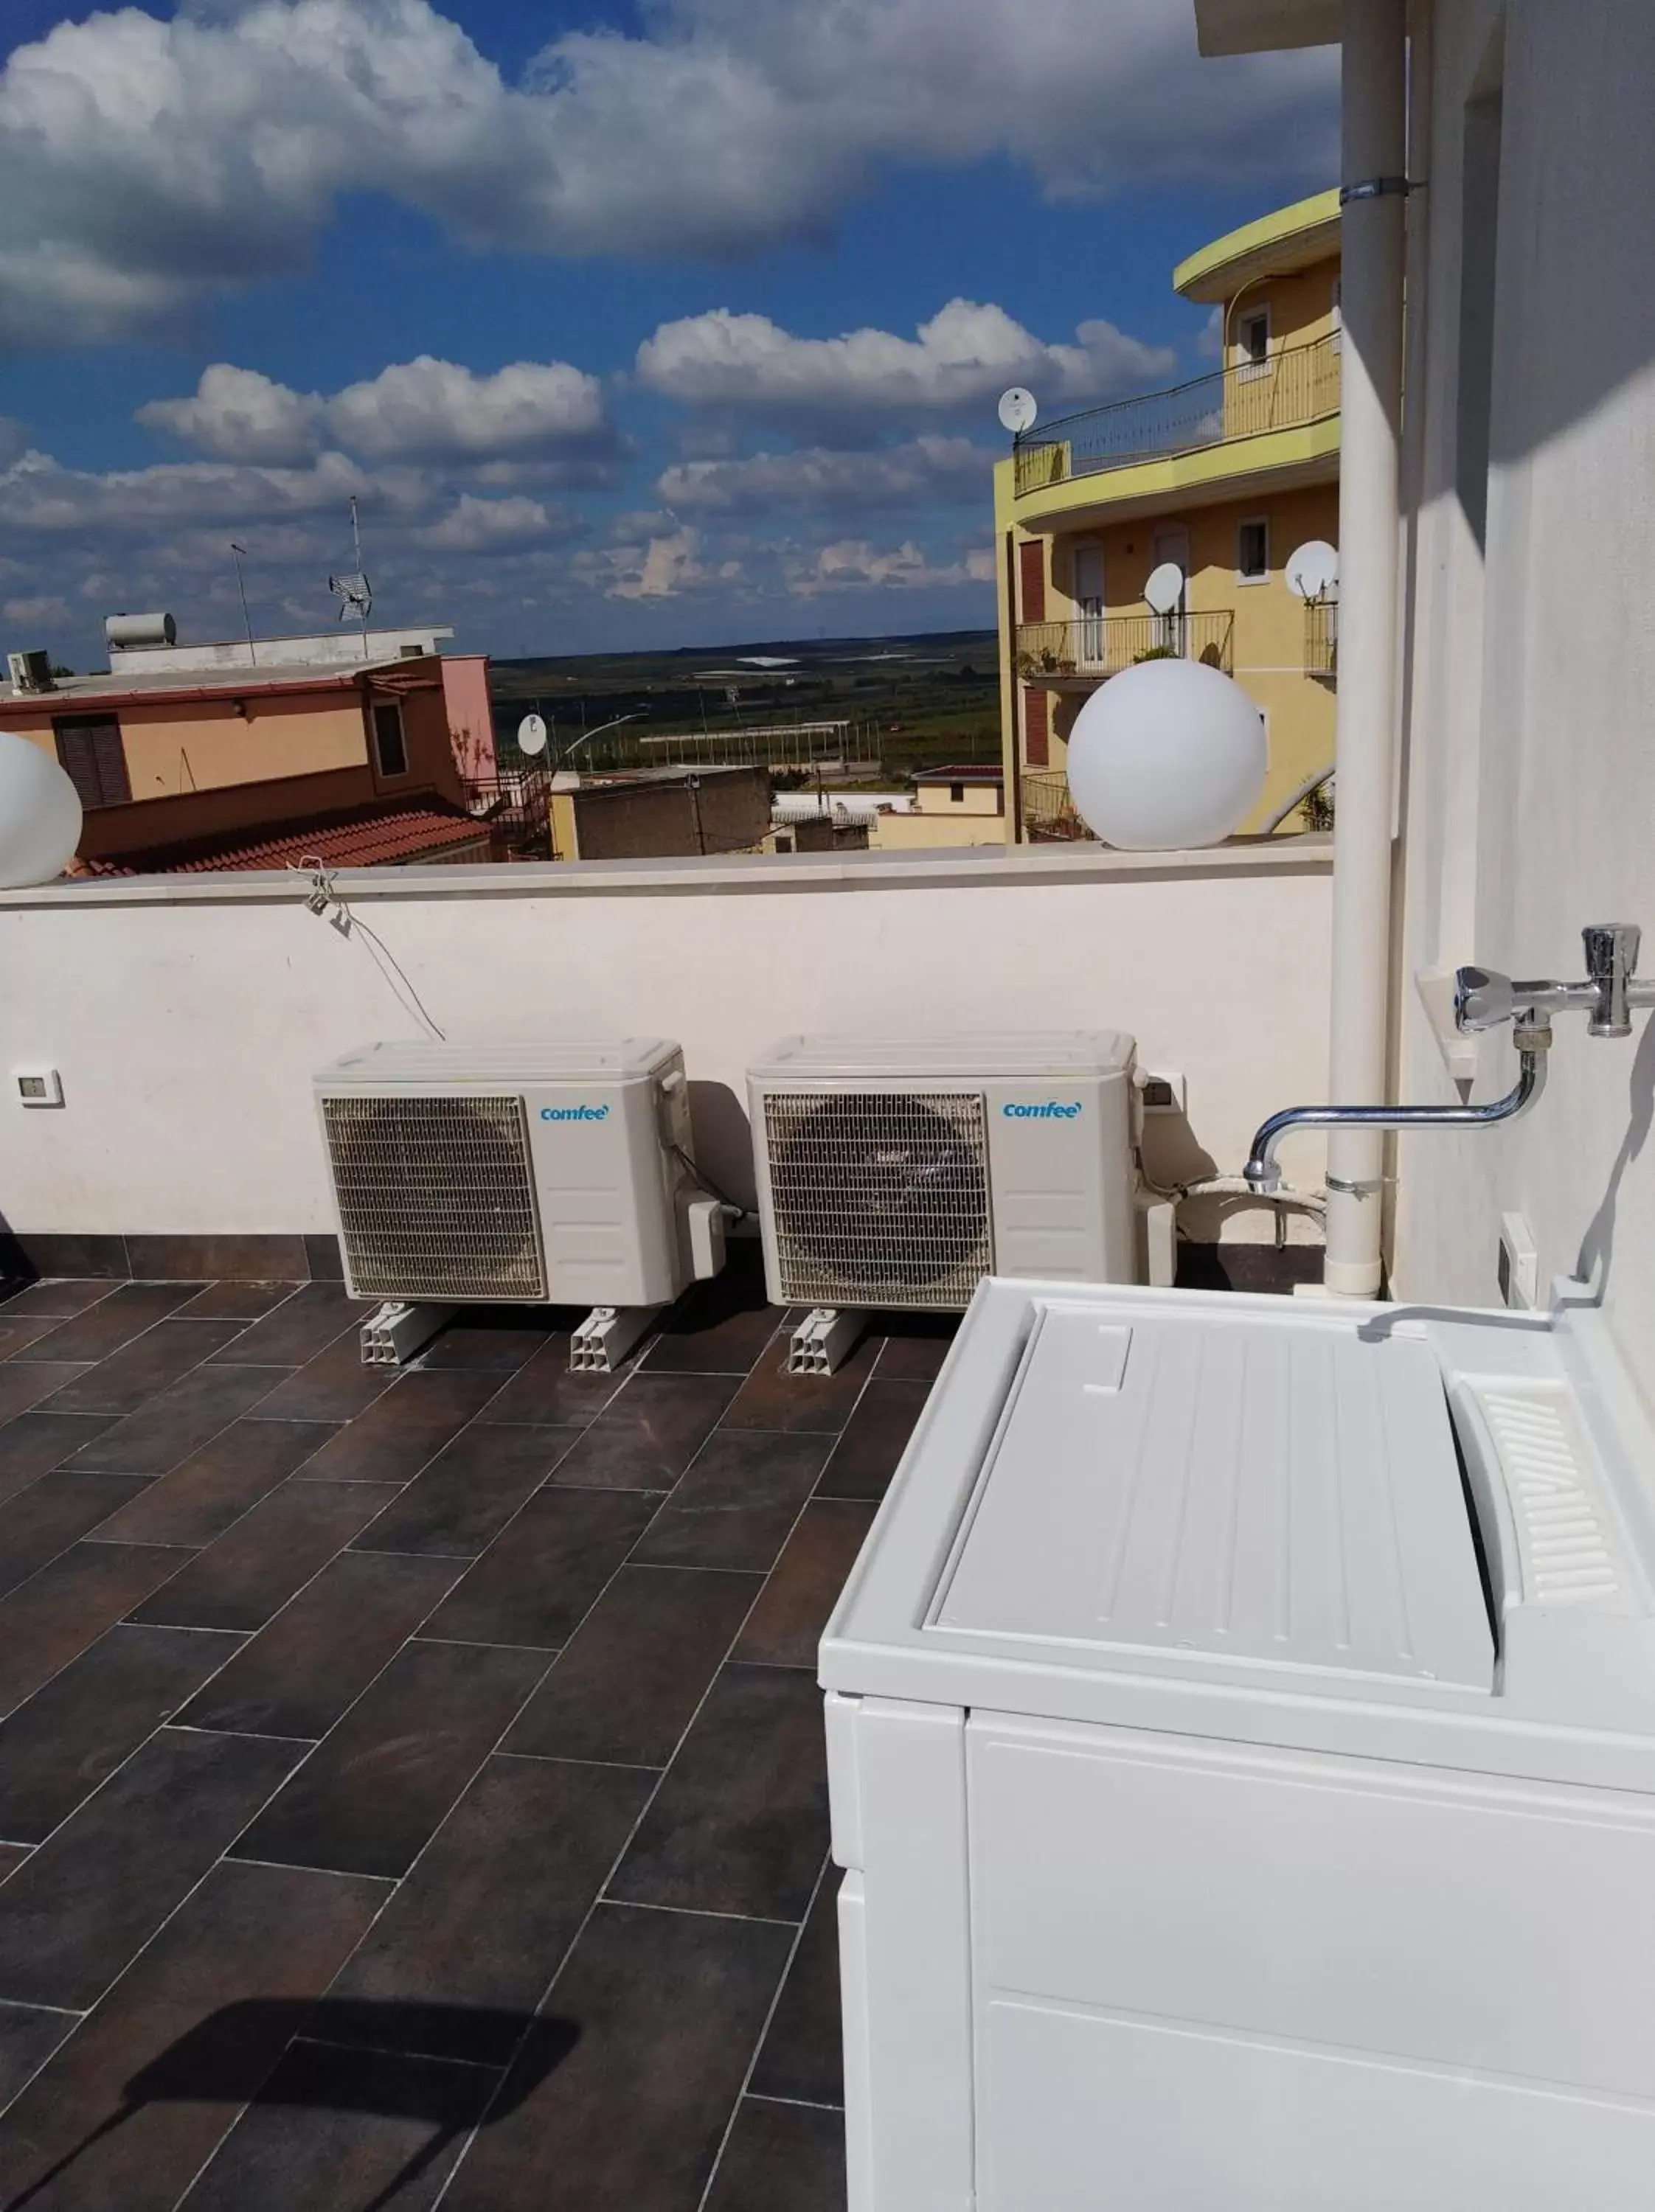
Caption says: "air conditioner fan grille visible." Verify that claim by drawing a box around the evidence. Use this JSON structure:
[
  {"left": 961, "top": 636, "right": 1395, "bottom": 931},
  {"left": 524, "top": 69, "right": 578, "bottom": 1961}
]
[
  {"left": 321, "top": 1092, "right": 546, "bottom": 1301},
  {"left": 763, "top": 1088, "right": 992, "bottom": 1310}
]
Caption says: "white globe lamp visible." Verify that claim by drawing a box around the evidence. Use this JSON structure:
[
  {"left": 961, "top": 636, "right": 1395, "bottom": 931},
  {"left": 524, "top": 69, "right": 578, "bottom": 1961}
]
[
  {"left": 0, "top": 731, "right": 83, "bottom": 888},
  {"left": 1064, "top": 656, "right": 1268, "bottom": 849}
]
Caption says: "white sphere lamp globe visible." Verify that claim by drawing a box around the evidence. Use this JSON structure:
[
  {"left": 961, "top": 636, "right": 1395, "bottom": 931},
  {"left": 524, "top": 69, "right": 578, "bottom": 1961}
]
[
  {"left": 0, "top": 731, "right": 83, "bottom": 888},
  {"left": 1064, "top": 655, "right": 1268, "bottom": 849}
]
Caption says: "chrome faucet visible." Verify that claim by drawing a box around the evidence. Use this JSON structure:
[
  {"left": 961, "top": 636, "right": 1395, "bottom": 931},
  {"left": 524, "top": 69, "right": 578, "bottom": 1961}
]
[{"left": 1243, "top": 924, "right": 1648, "bottom": 1197}]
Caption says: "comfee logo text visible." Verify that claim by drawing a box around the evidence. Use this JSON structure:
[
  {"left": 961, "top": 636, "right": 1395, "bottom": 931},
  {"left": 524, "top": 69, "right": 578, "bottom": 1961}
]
[
  {"left": 541, "top": 1104, "right": 610, "bottom": 1121},
  {"left": 1002, "top": 1101, "right": 1083, "bottom": 1119}
]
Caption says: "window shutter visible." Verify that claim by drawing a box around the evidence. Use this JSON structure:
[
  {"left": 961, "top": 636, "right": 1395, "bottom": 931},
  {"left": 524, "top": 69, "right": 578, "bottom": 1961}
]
[
  {"left": 53, "top": 718, "right": 128, "bottom": 809},
  {"left": 1018, "top": 540, "right": 1046, "bottom": 625},
  {"left": 1024, "top": 685, "right": 1049, "bottom": 769}
]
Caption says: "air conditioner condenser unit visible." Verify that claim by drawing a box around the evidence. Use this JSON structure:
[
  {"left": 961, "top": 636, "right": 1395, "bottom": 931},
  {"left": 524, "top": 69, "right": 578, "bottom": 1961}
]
[
  {"left": 314, "top": 1038, "right": 725, "bottom": 1370},
  {"left": 748, "top": 1033, "right": 1155, "bottom": 1371}
]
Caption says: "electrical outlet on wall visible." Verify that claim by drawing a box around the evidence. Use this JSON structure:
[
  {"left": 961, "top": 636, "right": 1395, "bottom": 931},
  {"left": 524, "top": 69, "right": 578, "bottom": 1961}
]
[
  {"left": 1135, "top": 1070, "right": 1187, "bottom": 1116},
  {"left": 1498, "top": 1211, "right": 1539, "bottom": 1310},
  {"left": 14, "top": 1068, "right": 63, "bottom": 1108}
]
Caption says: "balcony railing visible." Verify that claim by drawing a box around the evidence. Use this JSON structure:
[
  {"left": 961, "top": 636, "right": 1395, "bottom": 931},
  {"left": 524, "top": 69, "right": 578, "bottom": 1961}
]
[
  {"left": 1014, "top": 332, "right": 1342, "bottom": 495},
  {"left": 1016, "top": 610, "right": 1234, "bottom": 684},
  {"left": 1022, "top": 768, "right": 1088, "bottom": 841},
  {"left": 1304, "top": 596, "right": 1338, "bottom": 678}
]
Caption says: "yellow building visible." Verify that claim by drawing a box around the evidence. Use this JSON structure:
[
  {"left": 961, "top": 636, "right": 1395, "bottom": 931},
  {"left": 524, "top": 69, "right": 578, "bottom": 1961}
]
[
  {"left": 995, "top": 189, "right": 1341, "bottom": 844},
  {"left": 870, "top": 765, "right": 1006, "bottom": 850}
]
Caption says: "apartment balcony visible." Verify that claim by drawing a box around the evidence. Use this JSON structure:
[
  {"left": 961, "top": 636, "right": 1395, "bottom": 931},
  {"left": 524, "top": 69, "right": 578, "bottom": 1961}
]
[
  {"left": 0, "top": 841, "right": 1331, "bottom": 2211},
  {"left": 1021, "top": 768, "right": 1089, "bottom": 840},
  {"left": 1304, "top": 594, "right": 1339, "bottom": 681},
  {"left": 1016, "top": 610, "right": 1235, "bottom": 693},
  {"left": 1012, "top": 333, "right": 1341, "bottom": 530}
]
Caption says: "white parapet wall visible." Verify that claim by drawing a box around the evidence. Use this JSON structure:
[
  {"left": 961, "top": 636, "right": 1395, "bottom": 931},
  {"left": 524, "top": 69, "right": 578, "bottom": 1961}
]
[{"left": 0, "top": 841, "right": 1332, "bottom": 1242}]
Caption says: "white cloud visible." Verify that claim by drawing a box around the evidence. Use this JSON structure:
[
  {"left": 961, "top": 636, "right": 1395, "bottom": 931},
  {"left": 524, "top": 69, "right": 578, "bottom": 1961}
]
[
  {"left": 597, "top": 526, "right": 741, "bottom": 601},
  {"left": 0, "top": 445, "right": 381, "bottom": 537},
  {"left": 636, "top": 302, "right": 1175, "bottom": 428},
  {"left": 139, "top": 355, "right": 613, "bottom": 466},
  {"left": 658, "top": 435, "right": 993, "bottom": 512},
  {"left": 414, "top": 493, "right": 566, "bottom": 552},
  {"left": 1, "top": 594, "right": 70, "bottom": 627},
  {"left": 0, "top": 0, "right": 1335, "bottom": 348},
  {"left": 792, "top": 538, "right": 996, "bottom": 595}
]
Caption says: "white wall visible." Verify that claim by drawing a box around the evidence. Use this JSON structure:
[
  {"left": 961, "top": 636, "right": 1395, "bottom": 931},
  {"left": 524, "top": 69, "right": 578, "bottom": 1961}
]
[
  {"left": 0, "top": 845, "right": 1332, "bottom": 1242},
  {"left": 1393, "top": 1, "right": 1655, "bottom": 1404}
]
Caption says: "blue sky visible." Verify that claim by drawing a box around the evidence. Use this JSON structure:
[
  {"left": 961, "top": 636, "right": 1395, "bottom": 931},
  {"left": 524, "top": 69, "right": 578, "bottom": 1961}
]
[{"left": 0, "top": 1, "right": 1336, "bottom": 665}]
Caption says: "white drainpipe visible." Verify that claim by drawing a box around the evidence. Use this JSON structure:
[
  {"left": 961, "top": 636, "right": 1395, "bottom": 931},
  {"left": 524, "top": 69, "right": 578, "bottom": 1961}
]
[{"left": 1322, "top": 0, "right": 1409, "bottom": 1297}]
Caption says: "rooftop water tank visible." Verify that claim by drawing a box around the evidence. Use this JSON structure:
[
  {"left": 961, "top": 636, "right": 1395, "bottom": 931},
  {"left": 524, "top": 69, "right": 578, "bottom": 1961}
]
[{"left": 104, "top": 611, "right": 176, "bottom": 651}]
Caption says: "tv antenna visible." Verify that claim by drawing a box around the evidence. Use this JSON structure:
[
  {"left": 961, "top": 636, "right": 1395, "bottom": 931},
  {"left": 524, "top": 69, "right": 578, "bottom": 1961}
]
[
  {"left": 229, "top": 542, "right": 257, "bottom": 667},
  {"left": 516, "top": 713, "right": 549, "bottom": 758},
  {"left": 997, "top": 386, "right": 1038, "bottom": 437},
  {"left": 1144, "top": 561, "right": 1186, "bottom": 617},
  {"left": 328, "top": 495, "right": 373, "bottom": 655}
]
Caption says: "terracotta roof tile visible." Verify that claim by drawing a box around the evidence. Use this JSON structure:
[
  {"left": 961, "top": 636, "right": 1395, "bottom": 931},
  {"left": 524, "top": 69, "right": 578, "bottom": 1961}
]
[{"left": 83, "top": 799, "right": 490, "bottom": 877}]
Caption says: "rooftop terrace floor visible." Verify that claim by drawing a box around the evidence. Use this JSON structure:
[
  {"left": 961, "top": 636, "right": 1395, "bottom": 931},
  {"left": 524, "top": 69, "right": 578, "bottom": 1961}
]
[{"left": 0, "top": 1250, "right": 947, "bottom": 2211}]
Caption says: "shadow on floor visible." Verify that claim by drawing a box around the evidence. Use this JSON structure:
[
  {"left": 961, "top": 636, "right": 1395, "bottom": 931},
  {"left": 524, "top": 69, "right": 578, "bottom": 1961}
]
[{"left": 7, "top": 1998, "right": 577, "bottom": 2212}]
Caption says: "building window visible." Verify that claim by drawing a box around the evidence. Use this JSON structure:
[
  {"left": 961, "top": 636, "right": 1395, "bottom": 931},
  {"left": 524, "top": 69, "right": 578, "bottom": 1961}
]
[
  {"left": 949, "top": 782, "right": 965, "bottom": 804},
  {"left": 1237, "top": 307, "right": 1271, "bottom": 377},
  {"left": 52, "top": 716, "right": 130, "bottom": 810},
  {"left": 371, "top": 701, "right": 408, "bottom": 778},
  {"left": 1237, "top": 518, "right": 1270, "bottom": 583}
]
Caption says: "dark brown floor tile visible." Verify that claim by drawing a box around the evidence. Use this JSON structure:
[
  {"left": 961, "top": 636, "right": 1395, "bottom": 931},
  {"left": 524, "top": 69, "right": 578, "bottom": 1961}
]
[
  {"left": 305, "top": 1231, "right": 345, "bottom": 1281},
  {"left": 0, "top": 1860, "right": 387, "bottom": 2212},
  {"left": 0, "top": 1311, "right": 65, "bottom": 1359},
  {"left": 0, "top": 1727, "right": 302, "bottom": 2010},
  {"left": 129, "top": 1480, "right": 389, "bottom": 1632},
  {"left": 0, "top": 1361, "right": 91, "bottom": 1425},
  {"left": 503, "top": 1565, "right": 759, "bottom": 1769},
  {"left": 732, "top": 1500, "right": 876, "bottom": 1667},
  {"left": 0, "top": 1542, "right": 195, "bottom": 1719},
  {"left": 0, "top": 1843, "right": 30, "bottom": 1881},
  {"left": 126, "top": 1233, "right": 310, "bottom": 1282},
  {"left": 479, "top": 1334, "right": 626, "bottom": 1427},
  {"left": 441, "top": 1902, "right": 792, "bottom": 2212},
  {"left": 296, "top": 1369, "right": 505, "bottom": 1485},
  {"left": 13, "top": 1282, "right": 204, "bottom": 1365},
  {"left": 7, "top": 1234, "right": 130, "bottom": 1279},
  {"left": 642, "top": 1253, "right": 785, "bottom": 1376},
  {"left": 813, "top": 1377, "right": 933, "bottom": 1500},
  {"left": 705, "top": 2096, "right": 847, "bottom": 2211},
  {"left": 749, "top": 1871, "right": 844, "bottom": 2108},
  {"left": 874, "top": 1318, "right": 957, "bottom": 1382},
  {"left": 173, "top": 1279, "right": 302, "bottom": 1321},
  {"left": 43, "top": 1320, "right": 245, "bottom": 1417},
  {"left": 90, "top": 1418, "right": 336, "bottom": 1545},
  {"left": 243, "top": 1332, "right": 392, "bottom": 1422},
  {"left": 0, "top": 1472, "right": 153, "bottom": 1599},
  {"left": 0, "top": 1996, "right": 74, "bottom": 2110},
  {"left": 418, "top": 1309, "right": 560, "bottom": 1371},
  {"left": 59, "top": 1360, "right": 292, "bottom": 1476},
  {"left": 632, "top": 1431, "right": 830, "bottom": 1573},
  {"left": 351, "top": 1423, "right": 581, "bottom": 1559},
  {"left": 178, "top": 1551, "right": 461, "bottom": 1739},
  {"left": 326, "top": 1756, "right": 653, "bottom": 2066},
  {"left": 0, "top": 1278, "right": 121, "bottom": 1320},
  {"left": 233, "top": 1640, "right": 548, "bottom": 1879},
  {"left": 0, "top": 1412, "right": 114, "bottom": 1503},
  {"left": 609, "top": 1665, "right": 829, "bottom": 1921},
  {"left": 0, "top": 1624, "right": 241, "bottom": 1845},
  {"left": 179, "top": 2037, "right": 496, "bottom": 2211},
  {"left": 422, "top": 1487, "right": 659, "bottom": 1650},
  {"left": 719, "top": 1329, "right": 881, "bottom": 1436},
  {"left": 211, "top": 1278, "right": 358, "bottom": 1366},
  {"left": 550, "top": 1372, "right": 739, "bottom": 1490}
]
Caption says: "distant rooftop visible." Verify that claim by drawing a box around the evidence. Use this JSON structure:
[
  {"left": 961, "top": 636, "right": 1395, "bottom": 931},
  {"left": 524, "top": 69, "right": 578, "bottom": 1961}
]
[
  {"left": 912, "top": 764, "right": 1004, "bottom": 784},
  {"left": 80, "top": 794, "right": 488, "bottom": 877},
  {"left": 105, "top": 625, "right": 457, "bottom": 675},
  {"left": 1, "top": 658, "right": 440, "bottom": 709}
]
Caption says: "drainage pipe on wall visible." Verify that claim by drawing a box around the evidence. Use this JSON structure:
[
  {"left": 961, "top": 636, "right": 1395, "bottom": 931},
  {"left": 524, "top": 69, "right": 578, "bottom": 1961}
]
[{"left": 1322, "top": 0, "right": 1409, "bottom": 1297}]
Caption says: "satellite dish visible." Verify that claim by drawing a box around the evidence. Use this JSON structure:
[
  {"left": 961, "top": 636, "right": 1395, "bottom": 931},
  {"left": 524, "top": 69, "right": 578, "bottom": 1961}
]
[
  {"left": 997, "top": 387, "right": 1038, "bottom": 436},
  {"left": 1144, "top": 562, "right": 1185, "bottom": 616},
  {"left": 517, "top": 713, "right": 549, "bottom": 757},
  {"left": 1286, "top": 540, "right": 1339, "bottom": 602}
]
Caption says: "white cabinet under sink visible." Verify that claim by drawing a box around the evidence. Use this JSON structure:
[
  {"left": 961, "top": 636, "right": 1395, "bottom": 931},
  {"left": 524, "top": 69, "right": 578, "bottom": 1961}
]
[{"left": 822, "top": 1279, "right": 1655, "bottom": 2211}]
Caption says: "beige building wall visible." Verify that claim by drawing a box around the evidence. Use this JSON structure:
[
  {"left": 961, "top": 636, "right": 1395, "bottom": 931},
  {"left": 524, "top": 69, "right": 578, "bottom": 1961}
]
[
  {"left": 117, "top": 696, "right": 367, "bottom": 797},
  {"left": 870, "top": 812, "right": 1007, "bottom": 851}
]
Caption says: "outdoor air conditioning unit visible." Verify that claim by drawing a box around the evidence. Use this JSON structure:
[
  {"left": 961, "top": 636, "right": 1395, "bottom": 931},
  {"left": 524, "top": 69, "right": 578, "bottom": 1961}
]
[
  {"left": 314, "top": 1038, "right": 726, "bottom": 1370},
  {"left": 7, "top": 650, "right": 53, "bottom": 695},
  {"left": 749, "top": 1033, "right": 1157, "bottom": 1371}
]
